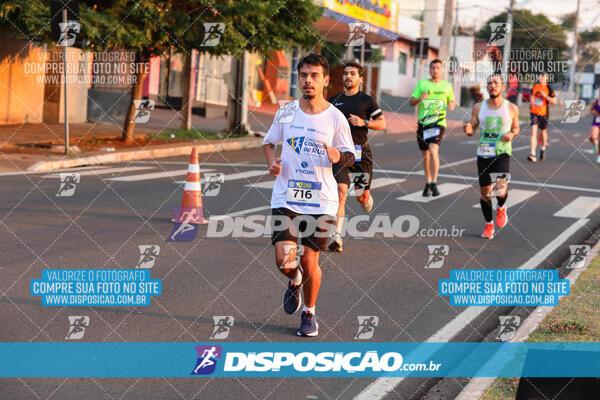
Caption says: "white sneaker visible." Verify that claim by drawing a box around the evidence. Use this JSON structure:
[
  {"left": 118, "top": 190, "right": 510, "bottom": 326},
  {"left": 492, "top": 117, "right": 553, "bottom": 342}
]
[
  {"left": 361, "top": 195, "right": 374, "bottom": 213},
  {"left": 328, "top": 233, "right": 343, "bottom": 252}
]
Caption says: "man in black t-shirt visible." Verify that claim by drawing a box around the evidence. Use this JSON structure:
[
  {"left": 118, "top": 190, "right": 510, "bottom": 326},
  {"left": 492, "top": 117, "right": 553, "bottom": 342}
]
[{"left": 328, "top": 62, "right": 386, "bottom": 252}]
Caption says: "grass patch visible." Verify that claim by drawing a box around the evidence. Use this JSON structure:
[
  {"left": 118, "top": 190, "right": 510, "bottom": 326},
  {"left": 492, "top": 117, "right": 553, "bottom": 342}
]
[
  {"left": 527, "top": 256, "right": 600, "bottom": 342},
  {"left": 150, "top": 129, "right": 229, "bottom": 141},
  {"left": 480, "top": 377, "right": 520, "bottom": 400},
  {"left": 479, "top": 254, "right": 600, "bottom": 399}
]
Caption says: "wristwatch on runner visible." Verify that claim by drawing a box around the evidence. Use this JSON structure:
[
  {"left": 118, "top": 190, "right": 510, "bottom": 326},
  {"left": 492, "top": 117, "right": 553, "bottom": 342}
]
[{"left": 364, "top": 119, "right": 369, "bottom": 127}]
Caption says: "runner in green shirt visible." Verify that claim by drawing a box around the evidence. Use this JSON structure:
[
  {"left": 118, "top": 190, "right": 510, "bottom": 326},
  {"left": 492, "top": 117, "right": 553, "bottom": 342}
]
[{"left": 409, "top": 59, "right": 455, "bottom": 197}]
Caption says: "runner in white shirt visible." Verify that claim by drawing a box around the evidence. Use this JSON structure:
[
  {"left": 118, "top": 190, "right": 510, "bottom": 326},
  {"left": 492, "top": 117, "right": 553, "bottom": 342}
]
[{"left": 262, "top": 54, "right": 355, "bottom": 337}]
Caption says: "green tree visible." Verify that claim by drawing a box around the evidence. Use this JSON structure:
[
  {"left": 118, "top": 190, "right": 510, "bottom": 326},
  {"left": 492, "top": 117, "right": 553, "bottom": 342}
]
[
  {"left": 321, "top": 41, "right": 346, "bottom": 68},
  {"left": 1, "top": 0, "right": 323, "bottom": 141},
  {"left": 476, "top": 10, "right": 569, "bottom": 85},
  {"left": 579, "top": 28, "right": 600, "bottom": 66}
]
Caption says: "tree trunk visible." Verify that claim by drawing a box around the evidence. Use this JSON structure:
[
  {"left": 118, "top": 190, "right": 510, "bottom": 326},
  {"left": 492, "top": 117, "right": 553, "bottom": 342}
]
[
  {"left": 181, "top": 51, "right": 194, "bottom": 130},
  {"left": 122, "top": 51, "right": 149, "bottom": 143},
  {"left": 227, "top": 53, "right": 249, "bottom": 136}
]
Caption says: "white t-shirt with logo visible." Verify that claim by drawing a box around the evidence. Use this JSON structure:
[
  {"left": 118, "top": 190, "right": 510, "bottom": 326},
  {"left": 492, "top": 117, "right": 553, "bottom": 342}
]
[{"left": 262, "top": 100, "right": 355, "bottom": 216}]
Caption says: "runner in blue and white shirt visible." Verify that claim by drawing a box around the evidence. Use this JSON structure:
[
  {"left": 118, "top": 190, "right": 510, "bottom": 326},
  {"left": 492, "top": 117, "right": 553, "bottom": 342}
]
[{"left": 262, "top": 54, "right": 355, "bottom": 337}]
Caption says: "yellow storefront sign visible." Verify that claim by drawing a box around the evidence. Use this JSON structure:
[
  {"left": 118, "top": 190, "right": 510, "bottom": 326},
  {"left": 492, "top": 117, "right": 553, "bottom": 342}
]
[{"left": 322, "top": 0, "right": 395, "bottom": 31}]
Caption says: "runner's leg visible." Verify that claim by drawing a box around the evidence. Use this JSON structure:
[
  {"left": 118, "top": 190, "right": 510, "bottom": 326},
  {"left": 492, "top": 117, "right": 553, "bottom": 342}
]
[
  {"left": 590, "top": 126, "right": 599, "bottom": 153},
  {"left": 422, "top": 149, "right": 432, "bottom": 182},
  {"left": 335, "top": 183, "right": 348, "bottom": 234},
  {"left": 357, "top": 189, "right": 370, "bottom": 205},
  {"left": 530, "top": 124, "right": 538, "bottom": 156},
  {"left": 328, "top": 183, "right": 347, "bottom": 252},
  {"left": 480, "top": 186, "right": 493, "bottom": 223},
  {"left": 300, "top": 247, "right": 321, "bottom": 309},
  {"left": 429, "top": 143, "right": 440, "bottom": 183},
  {"left": 275, "top": 241, "right": 301, "bottom": 281},
  {"left": 540, "top": 129, "right": 548, "bottom": 147}
]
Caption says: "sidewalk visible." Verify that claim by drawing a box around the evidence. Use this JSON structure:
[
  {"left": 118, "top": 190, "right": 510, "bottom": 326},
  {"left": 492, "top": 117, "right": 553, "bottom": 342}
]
[
  {"left": 0, "top": 106, "right": 274, "bottom": 173},
  {"left": 0, "top": 103, "right": 460, "bottom": 173},
  {"left": 458, "top": 227, "right": 600, "bottom": 400}
]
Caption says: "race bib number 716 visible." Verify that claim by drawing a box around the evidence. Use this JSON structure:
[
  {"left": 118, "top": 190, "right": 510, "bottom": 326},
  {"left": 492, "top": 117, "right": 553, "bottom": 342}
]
[{"left": 286, "top": 180, "right": 322, "bottom": 207}]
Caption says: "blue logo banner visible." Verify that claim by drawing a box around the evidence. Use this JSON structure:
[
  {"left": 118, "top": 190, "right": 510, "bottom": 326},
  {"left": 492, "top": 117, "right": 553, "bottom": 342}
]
[{"left": 1, "top": 342, "right": 600, "bottom": 378}]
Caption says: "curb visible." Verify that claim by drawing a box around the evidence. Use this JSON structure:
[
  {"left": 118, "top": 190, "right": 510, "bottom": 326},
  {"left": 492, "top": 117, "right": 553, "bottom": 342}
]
[
  {"left": 456, "top": 233, "right": 600, "bottom": 400},
  {"left": 26, "top": 137, "right": 263, "bottom": 172}
]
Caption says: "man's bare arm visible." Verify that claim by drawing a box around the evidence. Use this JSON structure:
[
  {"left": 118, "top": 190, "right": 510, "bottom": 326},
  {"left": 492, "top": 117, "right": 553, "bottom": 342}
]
[
  {"left": 463, "top": 103, "right": 480, "bottom": 135},
  {"left": 263, "top": 144, "right": 282, "bottom": 177},
  {"left": 447, "top": 99, "right": 456, "bottom": 111},
  {"left": 368, "top": 114, "right": 386, "bottom": 131}
]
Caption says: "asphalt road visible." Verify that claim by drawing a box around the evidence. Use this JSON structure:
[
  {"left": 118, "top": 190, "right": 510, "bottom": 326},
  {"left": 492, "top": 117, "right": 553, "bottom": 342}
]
[{"left": 1, "top": 115, "right": 599, "bottom": 399}]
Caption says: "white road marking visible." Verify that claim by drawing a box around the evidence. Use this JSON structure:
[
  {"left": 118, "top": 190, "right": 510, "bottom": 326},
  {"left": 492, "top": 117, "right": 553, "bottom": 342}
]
[
  {"left": 247, "top": 177, "right": 405, "bottom": 191},
  {"left": 246, "top": 180, "right": 274, "bottom": 189},
  {"left": 131, "top": 161, "right": 265, "bottom": 167},
  {"left": 45, "top": 166, "right": 154, "bottom": 178},
  {"left": 0, "top": 165, "right": 113, "bottom": 176},
  {"left": 554, "top": 196, "right": 600, "bottom": 219},
  {"left": 375, "top": 169, "right": 600, "bottom": 194},
  {"left": 396, "top": 183, "right": 469, "bottom": 203},
  {"left": 370, "top": 178, "right": 405, "bottom": 189},
  {"left": 439, "top": 145, "right": 529, "bottom": 170},
  {"left": 472, "top": 189, "right": 538, "bottom": 209},
  {"left": 210, "top": 205, "right": 271, "bottom": 221},
  {"left": 355, "top": 216, "right": 591, "bottom": 399},
  {"left": 507, "top": 179, "right": 600, "bottom": 194},
  {"left": 174, "top": 170, "right": 267, "bottom": 184},
  {"left": 105, "top": 169, "right": 214, "bottom": 182},
  {"left": 49, "top": 165, "right": 112, "bottom": 172}
]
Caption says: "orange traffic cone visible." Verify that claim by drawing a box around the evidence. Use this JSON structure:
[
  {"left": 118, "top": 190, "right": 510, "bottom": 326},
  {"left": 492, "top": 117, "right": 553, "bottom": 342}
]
[{"left": 171, "top": 147, "right": 209, "bottom": 224}]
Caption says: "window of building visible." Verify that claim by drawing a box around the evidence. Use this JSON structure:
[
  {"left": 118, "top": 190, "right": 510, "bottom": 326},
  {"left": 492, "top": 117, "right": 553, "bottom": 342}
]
[{"left": 398, "top": 52, "right": 407, "bottom": 75}]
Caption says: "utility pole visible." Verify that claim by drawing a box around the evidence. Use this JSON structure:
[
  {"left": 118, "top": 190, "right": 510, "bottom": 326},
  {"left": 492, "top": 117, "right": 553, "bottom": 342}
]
[
  {"left": 62, "top": 8, "right": 69, "bottom": 155},
  {"left": 451, "top": 0, "right": 459, "bottom": 105},
  {"left": 501, "top": 0, "right": 514, "bottom": 83},
  {"left": 568, "top": 0, "right": 581, "bottom": 98},
  {"left": 227, "top": 53, "right": 249, "bottom": 135},
  {"left": 360, "top": 42, "right": 365, "bottom": 66},
  {"left": 439, "top": 0, "right": 455, "bottom": 80}
]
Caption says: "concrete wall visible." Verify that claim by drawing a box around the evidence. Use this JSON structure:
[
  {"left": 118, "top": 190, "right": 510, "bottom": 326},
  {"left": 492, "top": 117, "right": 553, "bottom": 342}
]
[
  {"left": 42, "top": 47, "right": 89, "bottom": 123},
  {"left": 0, "top": 38, "right": 47, "bottom": 124},
  {"left": 0, "top": 38, "right": 88, "bottom": 125},
  {"left": 381, "top": 41, "right": 439, "bottom": 98}
]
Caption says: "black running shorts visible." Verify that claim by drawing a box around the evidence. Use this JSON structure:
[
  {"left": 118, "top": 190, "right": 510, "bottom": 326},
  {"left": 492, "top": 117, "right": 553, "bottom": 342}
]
[
  {"left": 270, "top": 207, "right": 335, "bottom": 252},
  {"left": 417, "top": 124, "right": 445, "bottom": 151},
  {"left": 332, "top": 143, "right": 373, "bottom": 190},
  {"left": 477, "top": 154, "right": 510, "bottom": 187}
]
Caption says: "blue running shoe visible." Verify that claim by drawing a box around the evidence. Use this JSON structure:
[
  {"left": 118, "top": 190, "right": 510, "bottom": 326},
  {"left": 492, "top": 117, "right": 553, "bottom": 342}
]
[
  {"left": 297, "top": 311, "right": 318, "bottom": 337},
  {"left": 283, "top": 281, "right": 302, "bottom": 314}
]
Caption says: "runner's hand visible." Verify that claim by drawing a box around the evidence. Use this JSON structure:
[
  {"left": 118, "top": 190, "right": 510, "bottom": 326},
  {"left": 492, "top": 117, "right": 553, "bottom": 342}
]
[
  {"left": 269, "top": 158, "right": 282, "bottom": 176},
  {"left": 464, "top": 122, "right": 473, "bottom": 135},
  {"left": 324, "top": 143, "right": 340, "bottom": 163},
  {"left": 348, "top": 114, "right": 365, "bottom": 127},
  {"left": 420, "top": 92, "right": 429, "bottom": 101},
  {"left": 501, "top": 132, "right": 514, "bottom": 142}
]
